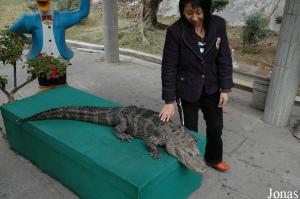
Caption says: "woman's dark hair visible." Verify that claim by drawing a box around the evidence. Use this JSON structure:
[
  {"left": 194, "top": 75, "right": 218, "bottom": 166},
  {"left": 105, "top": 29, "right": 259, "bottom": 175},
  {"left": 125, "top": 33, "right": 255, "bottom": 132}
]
[{"left": 179, "top": 0, "right": 212, "bottom": 31}]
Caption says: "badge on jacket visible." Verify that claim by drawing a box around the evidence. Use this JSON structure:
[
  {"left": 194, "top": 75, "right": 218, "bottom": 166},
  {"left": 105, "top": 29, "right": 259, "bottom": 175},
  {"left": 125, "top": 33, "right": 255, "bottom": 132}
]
[{"left": 216, "top": 37, "right": 221, "bottom": 50}]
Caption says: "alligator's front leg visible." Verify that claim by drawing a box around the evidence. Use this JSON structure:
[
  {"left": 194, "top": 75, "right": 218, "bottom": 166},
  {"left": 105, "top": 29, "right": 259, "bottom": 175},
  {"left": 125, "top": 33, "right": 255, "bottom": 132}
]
[
  {"left": 114, "top": 119, "right": 133, "bottom": 142},
  {"left": 145, "top": 141, "right": 161, "bottom": 159}
]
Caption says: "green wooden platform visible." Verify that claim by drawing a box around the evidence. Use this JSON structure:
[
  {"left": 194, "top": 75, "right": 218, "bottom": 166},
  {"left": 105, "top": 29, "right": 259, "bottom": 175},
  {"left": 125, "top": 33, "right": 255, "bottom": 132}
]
[{"left": 0, "top": 86, "right": 206, "bottom": 199}]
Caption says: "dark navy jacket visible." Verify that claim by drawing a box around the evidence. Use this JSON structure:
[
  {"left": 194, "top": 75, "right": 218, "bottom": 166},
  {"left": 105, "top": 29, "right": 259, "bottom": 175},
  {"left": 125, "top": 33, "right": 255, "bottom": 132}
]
[{"left": 161, "top": 15, "right": 233, "bottom": 103}]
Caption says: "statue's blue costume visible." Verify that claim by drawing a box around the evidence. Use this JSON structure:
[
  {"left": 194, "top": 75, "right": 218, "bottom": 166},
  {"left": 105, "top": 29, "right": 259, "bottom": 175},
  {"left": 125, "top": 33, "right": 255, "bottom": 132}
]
[{"left": 10, "top": 0, "right": 90, "bottom": 60}]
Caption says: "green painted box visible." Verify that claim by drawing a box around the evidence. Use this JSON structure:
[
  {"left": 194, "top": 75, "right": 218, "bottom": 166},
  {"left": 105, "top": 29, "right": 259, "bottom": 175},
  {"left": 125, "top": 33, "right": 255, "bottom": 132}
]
[{"left": 0, "top": 86, "right": 206, "bottom": 199}]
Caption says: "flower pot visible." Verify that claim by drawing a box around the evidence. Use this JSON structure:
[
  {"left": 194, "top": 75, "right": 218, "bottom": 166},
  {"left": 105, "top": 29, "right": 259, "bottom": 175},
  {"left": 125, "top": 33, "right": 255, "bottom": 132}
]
[{"left": 38, "top": 74, "right": 67, "bottom": 86}]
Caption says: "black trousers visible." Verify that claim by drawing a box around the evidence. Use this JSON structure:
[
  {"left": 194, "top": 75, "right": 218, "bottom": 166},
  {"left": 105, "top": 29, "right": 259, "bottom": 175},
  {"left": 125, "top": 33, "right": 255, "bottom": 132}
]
[{"left": 177, "top": 92, "right": 223, "bottom": 164}]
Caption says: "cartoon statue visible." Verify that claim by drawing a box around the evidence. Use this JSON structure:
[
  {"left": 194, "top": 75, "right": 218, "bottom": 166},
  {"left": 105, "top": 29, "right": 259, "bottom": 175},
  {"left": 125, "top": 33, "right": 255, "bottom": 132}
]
[{"left": 10, "top": 0, "right": 90, "bottom": 91}]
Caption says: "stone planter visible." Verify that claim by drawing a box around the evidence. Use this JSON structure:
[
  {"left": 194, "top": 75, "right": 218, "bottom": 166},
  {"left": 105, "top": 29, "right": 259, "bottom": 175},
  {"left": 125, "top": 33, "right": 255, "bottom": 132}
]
[{"left": 251, "top": 77, "right": 270, "bottom": 111}]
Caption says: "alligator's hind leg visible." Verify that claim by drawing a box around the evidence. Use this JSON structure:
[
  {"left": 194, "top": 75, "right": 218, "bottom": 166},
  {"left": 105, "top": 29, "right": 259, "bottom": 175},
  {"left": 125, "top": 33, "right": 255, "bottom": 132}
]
[
  {"left": 145, "top": 141, "right": 161, "bottom": 159},
  {"left": 189, "top": 132, "right": 200, "bottom": 143},
  {"left": 114, "top": 120, "right": 133, "bottom": 142}
]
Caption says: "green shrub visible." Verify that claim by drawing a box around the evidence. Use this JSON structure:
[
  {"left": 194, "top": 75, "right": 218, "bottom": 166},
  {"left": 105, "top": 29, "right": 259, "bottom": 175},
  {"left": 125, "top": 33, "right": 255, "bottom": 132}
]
[
  {"left": 212, "top": 0, "right": 229, "bottom": 13},
  {"left": 56, "top": 0, "right": 81, "bottom": 11},
  {"left": 27, "top": 0, "right": 82, "bottom": 12},
  {"left": 275, "top": 16, "right": 283, "bottom": 24},
  {"left": 242, "top": 14, "right": 271, "bottom": 49},
  {"left": 56, "top": 0, "right": 89, "bottom": 24},
  {"left": 27, "top": 1, "right": 38, "bottom": 12},
  {"left": 0, "top": 29, "right": 27, "bottom": 66},
  {"left": 0, "top": 29, "right": 30, "bottom": 100},
  {"left": 0, "top": 76, "right": 8, "bottom": 88}
]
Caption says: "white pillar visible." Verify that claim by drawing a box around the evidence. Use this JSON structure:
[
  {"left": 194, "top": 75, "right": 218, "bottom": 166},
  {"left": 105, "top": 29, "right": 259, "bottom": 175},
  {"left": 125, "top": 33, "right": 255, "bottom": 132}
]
[{"left": 263, "top": 0, "right": 300, "bottom": 127}]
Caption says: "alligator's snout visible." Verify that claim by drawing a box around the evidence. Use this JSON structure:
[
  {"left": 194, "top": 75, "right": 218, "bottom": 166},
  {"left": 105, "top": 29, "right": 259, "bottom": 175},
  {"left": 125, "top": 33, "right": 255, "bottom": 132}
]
[
  {"left": 166, "top": 143, "right": 207, "bottom": 175},
  {"left": 176, "top": 147, "right": 207, "bottom": 175}
]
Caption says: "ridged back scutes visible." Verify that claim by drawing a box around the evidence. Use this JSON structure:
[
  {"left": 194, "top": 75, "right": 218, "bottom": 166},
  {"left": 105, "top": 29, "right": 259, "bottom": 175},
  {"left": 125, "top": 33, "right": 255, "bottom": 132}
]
[{"left": 20, "top": 106, "right": 124, "bottom": 124}]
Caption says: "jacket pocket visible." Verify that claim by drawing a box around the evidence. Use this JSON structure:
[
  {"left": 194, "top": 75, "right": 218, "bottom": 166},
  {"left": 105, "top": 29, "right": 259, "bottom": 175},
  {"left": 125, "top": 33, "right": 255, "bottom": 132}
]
[
  {"left": 176, "top": 75, "right": 189, "bottom": 94},
  {"left": 176, "top": 75, "right": 188, "bottom": 83}
]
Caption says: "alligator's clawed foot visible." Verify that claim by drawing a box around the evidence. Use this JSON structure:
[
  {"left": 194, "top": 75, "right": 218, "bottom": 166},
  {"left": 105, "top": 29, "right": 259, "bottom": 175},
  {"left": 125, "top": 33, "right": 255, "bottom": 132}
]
[
  {"left": 189, "top": 133, "right": 200, "bottom": 143},
  {"left": 115, "top": 131, "right": 133, "bottom": 142},
  {"left": 150, "top": 149, "right": 161, "bottom": 159},
  {"left": 121, "top": 134, "right": 133, "bottom": 142}
]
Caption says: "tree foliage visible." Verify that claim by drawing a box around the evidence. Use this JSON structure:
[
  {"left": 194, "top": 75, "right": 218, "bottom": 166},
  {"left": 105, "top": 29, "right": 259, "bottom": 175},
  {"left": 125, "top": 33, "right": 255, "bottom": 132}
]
[
  {"left": 0, "top": 29, "right": 34, "bottom": 102},
  {"left": 0, "top": 29, "right": 26, "bottom": 66},
  {"left": 212, "top": 0, "right": 229, "bottom": 13}
]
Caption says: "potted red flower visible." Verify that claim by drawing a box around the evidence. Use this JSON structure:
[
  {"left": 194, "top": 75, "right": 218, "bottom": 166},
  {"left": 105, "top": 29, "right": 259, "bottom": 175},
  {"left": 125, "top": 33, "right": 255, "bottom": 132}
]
[{"left": 26, "top": 53, "right": 68, "bottom": 86}]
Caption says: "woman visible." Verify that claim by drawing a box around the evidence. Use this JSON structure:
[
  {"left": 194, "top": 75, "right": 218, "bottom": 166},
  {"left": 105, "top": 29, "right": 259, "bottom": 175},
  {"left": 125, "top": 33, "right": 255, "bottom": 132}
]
[{"left": 159, "top": 0, "right": 233, "bottom": 171}]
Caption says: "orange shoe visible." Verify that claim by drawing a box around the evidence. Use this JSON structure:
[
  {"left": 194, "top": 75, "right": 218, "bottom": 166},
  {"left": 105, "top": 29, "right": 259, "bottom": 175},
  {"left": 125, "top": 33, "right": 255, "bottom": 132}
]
[{"left": 206, "top": 161, "right": 230, "bottom": 171}]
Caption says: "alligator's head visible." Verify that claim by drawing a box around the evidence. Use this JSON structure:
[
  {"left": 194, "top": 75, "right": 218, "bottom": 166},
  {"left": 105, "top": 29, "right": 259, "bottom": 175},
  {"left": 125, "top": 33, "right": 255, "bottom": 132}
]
[{"left": 165, "top": 126, "right": 207, "bottom": 175}]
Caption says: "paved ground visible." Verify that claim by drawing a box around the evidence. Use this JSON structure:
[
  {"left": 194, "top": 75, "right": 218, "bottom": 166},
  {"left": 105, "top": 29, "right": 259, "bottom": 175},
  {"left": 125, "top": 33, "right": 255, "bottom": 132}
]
[{"left": 1, "top": 50, "right": 300, "bottom": 199}]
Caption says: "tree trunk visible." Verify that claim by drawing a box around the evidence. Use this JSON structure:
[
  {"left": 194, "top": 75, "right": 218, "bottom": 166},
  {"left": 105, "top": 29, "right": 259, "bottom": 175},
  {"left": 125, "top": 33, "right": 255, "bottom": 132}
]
[
  {"left": 142, "top": 0, "right": 166, "bottom": 29},
  {"left": 263, "top": 0, "right": 300, "bottom": 127}
]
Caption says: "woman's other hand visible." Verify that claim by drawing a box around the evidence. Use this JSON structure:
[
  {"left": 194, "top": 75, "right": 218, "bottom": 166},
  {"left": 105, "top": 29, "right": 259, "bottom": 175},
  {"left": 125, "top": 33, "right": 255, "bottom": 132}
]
[
  {"left": 159, "top": 102, "right": 176, "bottom": 122},
  {"left": 218, "top": 92, "right": 229, "bottom": 108}
]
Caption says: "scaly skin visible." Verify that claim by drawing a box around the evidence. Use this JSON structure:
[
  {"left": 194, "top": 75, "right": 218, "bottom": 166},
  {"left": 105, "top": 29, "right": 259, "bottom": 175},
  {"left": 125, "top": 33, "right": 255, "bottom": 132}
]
[{"left": 19, "top": 106, "right": 207, "bottom": 174}]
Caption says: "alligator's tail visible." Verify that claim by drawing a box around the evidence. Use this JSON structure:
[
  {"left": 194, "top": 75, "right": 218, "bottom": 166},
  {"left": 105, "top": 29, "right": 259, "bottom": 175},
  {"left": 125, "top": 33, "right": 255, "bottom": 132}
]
[{"left": 17, "top": 106, "right": 123, "bottom": 125}]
